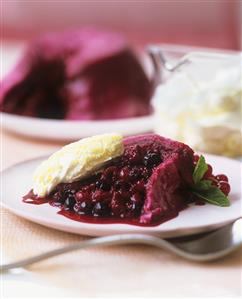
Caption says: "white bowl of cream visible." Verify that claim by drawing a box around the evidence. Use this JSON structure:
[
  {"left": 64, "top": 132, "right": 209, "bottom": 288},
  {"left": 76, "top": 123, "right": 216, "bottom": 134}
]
[{"left": 152, "top": 53, "right": 242, "bottom": 157}]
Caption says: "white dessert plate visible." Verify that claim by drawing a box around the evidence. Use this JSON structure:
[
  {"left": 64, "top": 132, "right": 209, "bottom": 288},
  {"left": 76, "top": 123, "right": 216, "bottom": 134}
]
[
  {"left": 1, "top": 154, "right": 241, "bottom": 238},
  {"left": 1, "top": 112, "right": 154, "bottom": 141}
]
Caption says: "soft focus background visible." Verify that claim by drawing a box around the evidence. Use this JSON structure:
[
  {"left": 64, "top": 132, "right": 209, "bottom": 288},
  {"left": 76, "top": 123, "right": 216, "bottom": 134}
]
[
  {"left": 2, "top": 0, "right": 242, "bottom": 50},
  {"left": 1, "top": 2, "right": 242, "bottom": 298}
]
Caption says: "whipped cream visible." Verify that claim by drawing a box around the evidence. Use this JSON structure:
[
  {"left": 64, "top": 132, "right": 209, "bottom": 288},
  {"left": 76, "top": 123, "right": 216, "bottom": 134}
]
[
  {"left": 33, "top": 133, "right": 124, "bottom": 197},
  {"left": 152, "top": 57, "right": 242, "bottom": 156}
]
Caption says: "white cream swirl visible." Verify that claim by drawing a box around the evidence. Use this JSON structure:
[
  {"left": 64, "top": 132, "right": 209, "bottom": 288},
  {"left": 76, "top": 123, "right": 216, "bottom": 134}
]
[{"left": 152, "top": 56, "right": 242, "bottom": 156}]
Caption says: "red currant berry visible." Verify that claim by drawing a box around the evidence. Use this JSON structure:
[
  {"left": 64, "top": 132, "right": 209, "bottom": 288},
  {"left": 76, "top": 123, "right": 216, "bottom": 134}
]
[
  {"left": 203, "top": 164, "right": 213, "bottom": 179},
  {"left": 219, "top": 182, "right": 230, "bottom": 195},
  {"left": 216, "top": 174, "right": 229, "bottom": 183}
]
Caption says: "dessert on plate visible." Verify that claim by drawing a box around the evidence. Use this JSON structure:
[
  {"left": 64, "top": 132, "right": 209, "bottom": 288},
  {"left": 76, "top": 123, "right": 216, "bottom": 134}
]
[
  {"left": 23, "top": 133, "right": 230, "bottom": 226},
  {"left": 0, "top": 28, "right": 152, "bottom": 120}
]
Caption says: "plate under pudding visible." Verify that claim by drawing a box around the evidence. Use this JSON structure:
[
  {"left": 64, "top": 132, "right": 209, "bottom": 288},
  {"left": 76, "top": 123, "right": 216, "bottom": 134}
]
[{"left": 1, "top": 154, "right": 241, "bottom": 237}]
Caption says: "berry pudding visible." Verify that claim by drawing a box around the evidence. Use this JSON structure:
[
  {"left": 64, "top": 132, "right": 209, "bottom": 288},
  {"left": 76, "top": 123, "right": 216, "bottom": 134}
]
[
  {"left": 0, "top": 28, "right": 152, "bottom": 120},
  {"left": 23, "top": 134, "right": 231, "bottom": 226}
]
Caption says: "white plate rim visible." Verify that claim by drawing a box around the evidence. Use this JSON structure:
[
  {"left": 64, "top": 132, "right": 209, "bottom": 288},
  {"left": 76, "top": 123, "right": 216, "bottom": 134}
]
[{"left": 1, "top": 112, "right": 154, "bottom": 141}]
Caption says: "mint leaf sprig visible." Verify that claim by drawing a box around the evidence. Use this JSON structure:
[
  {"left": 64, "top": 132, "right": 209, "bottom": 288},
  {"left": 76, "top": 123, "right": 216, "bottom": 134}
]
[{"left": 190, "top": 155, "right": 230, "bottom": 207}]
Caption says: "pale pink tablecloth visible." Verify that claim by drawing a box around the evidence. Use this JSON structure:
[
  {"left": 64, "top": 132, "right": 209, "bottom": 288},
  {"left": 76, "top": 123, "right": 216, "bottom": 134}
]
[{"left": 1, "top": 130, "right": 242, "bottom": 297}]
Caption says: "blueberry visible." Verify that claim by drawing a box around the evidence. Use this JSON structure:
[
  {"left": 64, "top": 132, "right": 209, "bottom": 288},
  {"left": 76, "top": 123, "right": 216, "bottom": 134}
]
[
  {"left": 143, "top": 152, "right": 161, "bottom": 167},
  {"left": 92, "top": 201, "right": 109, "bottom": 217},
  {"left": 96, "top": 181, "right": 110, "bottom": 191},
  {"left": 64, "top": 197, "right": 76, "bottom": 210}
]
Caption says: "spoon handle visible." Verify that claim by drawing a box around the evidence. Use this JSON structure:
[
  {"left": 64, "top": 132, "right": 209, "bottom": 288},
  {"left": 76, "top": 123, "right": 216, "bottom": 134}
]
[
  {"left": 1, "top": 229, "right": 241, "bottom": 272},
  {"left": 0, "top": 234, "right": 175, "bottom": 272}
]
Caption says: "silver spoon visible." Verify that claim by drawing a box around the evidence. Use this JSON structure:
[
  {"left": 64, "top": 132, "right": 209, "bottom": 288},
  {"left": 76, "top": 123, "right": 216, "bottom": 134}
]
[{"left": 1, "top": 218, "right": 241, "bottom": 272}]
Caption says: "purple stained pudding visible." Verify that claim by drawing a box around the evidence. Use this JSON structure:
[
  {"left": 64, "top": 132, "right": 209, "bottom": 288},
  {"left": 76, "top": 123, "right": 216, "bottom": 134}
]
[
  {"left": 23, "top": 134, "right": 230, "bottom": 226},
  {"left": 0, "top": 28, "right": 152, "bottom": 120}
]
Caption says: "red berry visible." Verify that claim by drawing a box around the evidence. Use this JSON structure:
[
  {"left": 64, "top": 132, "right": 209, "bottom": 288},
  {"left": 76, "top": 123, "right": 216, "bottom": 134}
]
[
  {"left": 203, "top": 164, "right": 213, "bottom": 179},
  {"left": 219, "top": 182, "right": 230, "bottom": 195},
  {"left": 131, "top": 180, "right": 145, "bottom": 193},
  {"left": 193, "top": 155, "right": 200, "bottom": 162},
  {"left": 119, "top": 167, "right": 130, "bottom": 181},
  {"left": 75, "top": 191, "right": 85, "bottom": 201},
  {"left": 216, "top": 174, "right": 228, "bottom": 183}
]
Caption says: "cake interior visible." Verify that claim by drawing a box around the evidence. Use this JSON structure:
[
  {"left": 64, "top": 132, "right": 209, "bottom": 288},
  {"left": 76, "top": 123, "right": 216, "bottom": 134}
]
[
  {"left": 2, "top": 58, "right": 67, "bottom": 119},
  {"left": 25, "top": 141, "right": 181, "bottom": 224}
]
